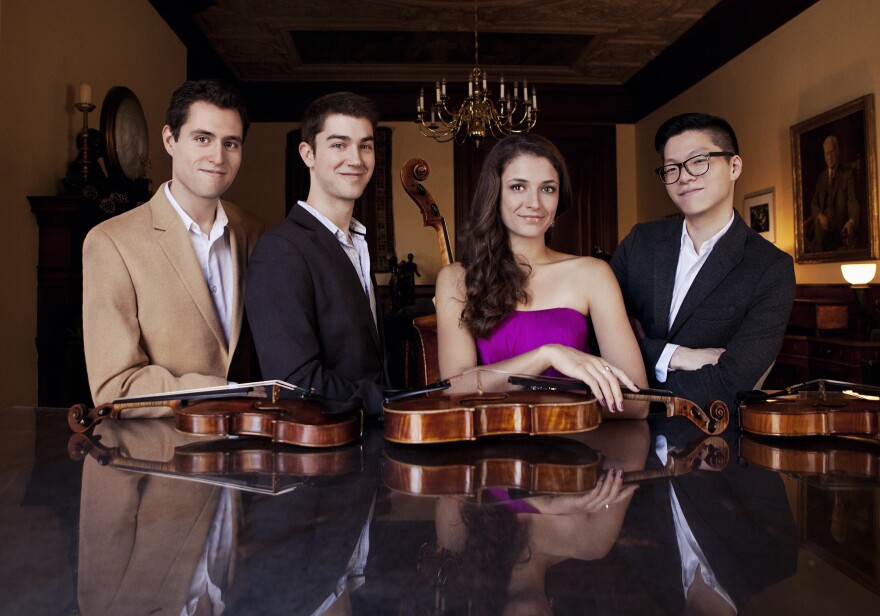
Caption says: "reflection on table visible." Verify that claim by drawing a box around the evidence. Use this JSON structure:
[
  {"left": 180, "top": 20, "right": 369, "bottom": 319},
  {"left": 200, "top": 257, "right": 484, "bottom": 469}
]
[{"left": 1, "top": 406, "right": 879, "bottom": 614}]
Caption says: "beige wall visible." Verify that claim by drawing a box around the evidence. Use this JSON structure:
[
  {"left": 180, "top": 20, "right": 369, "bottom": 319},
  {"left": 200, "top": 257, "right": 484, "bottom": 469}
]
[
  {"left": 633, "top": 0, "right": 880, "bottom": 284},
  {"left": 0, "top": 0, "right": 185, "bottom": 406}
]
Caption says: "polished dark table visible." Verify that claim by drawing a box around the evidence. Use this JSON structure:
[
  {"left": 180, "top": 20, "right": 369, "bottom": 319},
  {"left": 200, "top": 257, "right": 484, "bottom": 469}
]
[{"left": 2, "top": 406, "right": 880, "bottom": 615}]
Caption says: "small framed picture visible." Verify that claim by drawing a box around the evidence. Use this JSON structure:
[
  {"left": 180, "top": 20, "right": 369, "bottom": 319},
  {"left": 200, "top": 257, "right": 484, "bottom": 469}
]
[{"left": 743, "top": 188, "right": 775, "bottom": 243}]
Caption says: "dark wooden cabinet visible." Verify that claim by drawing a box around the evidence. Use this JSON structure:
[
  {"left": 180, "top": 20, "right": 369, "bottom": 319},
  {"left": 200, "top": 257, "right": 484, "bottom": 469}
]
[
  {"left": 28, "top": 196, "right": 124, "bottom": 406},
  {"left": 766, "top": 334, "right": 880, "bottom": 388}
]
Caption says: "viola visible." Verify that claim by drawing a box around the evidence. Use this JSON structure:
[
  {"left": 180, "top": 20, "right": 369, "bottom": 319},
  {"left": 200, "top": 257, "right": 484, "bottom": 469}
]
[
  {"left": 384, "top": 389, "right": 603, "bottom": 444},
  {"left": 68, "top": 395, "right": 363, "bottom": 448},
  {"left": 383, "top": 437, "right": 600, "bottom": 497},
  {"left": 382, "top": 434, "right": 729, "bottom": 498},
  {"left": 68, "top": 431, "right": 364, "bottom": 488},
  {"left": 738, "top": 379, "right": 880, "bottom": 440}
]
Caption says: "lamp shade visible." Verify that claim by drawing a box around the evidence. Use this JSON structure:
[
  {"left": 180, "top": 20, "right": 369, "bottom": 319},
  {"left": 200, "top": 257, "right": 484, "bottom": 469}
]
[{"left": 841, "top": 263, "right": 877, "bottom": 285}]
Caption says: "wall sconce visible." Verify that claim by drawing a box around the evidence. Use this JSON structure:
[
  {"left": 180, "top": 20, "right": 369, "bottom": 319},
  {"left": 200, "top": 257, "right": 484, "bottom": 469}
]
[{"left": 841, "top": 263, "right": 877, "bottom": 339}]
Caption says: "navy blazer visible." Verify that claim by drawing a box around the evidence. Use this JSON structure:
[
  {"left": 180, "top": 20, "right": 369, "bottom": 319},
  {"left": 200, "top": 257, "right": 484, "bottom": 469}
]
[
  {"left": 611, "top": 212, "right": 795, "bottom": 412},
  {"left": 246, "top": 204, "right": 387, "bottom": 416}
]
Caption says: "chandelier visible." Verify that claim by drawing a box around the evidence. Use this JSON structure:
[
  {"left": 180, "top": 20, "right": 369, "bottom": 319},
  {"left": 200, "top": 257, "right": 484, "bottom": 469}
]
[{"left": 416, "top": 2, "right": 538, "bottom": 147}]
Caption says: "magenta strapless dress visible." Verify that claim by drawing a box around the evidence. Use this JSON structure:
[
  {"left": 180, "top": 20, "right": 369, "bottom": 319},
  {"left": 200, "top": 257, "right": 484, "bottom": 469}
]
[{"left": 476, "top": 307, "right": 590, "bottom": 377}]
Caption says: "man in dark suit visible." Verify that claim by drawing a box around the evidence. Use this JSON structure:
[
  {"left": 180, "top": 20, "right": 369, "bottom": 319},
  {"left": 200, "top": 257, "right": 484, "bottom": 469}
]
[
  {"left": 246, "top": 92, "right": 387, "bottom": 416},
  {"left": 611, "top": 113, "right": 795, "bottom": 412},
  {"left": 809, "top": 135, "right": 859, "bottom": 251}
]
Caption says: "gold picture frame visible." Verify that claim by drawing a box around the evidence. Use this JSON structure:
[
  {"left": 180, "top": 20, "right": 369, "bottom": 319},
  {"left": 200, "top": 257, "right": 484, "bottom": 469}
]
[{"left": 791, "top": 94, "right": 879, "bottom": 263}]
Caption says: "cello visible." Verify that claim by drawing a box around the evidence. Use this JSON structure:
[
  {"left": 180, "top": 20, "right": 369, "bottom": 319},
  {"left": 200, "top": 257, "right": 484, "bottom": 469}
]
[{"left": 400, "top": 157, "right": 452, "bottom": 386}]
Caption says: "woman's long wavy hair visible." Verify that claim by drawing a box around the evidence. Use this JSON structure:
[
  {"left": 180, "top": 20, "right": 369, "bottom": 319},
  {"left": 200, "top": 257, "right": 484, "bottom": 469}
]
[
  {"left": 458, "top": 501, "right": 532, "bottom": 615},
  {"left": 459, "top": 134, "right": 573, "bottom": 338}
]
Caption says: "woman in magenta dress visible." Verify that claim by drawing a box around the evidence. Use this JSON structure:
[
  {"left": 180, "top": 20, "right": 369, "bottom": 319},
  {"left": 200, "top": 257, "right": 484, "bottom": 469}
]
[{"left": 435, "top": 134, "right": 648, "bottom": 418}]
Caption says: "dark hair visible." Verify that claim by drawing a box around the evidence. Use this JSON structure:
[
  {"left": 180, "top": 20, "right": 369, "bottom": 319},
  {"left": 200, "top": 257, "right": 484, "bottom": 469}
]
[
  {"left": 654, "top": 112, "right": 739, "bottom": 157},
  {"left": 165, "top": 79, "right": 249, "bottom": 141},
  {"left": 459, "top": 134, "right": 572, "bottom": 338},
  {"left": 458, "top": 502, "right": 532, "bottom": 616},
  {"left": 300, "top": 92, "right": 379, "bottom": 149}
]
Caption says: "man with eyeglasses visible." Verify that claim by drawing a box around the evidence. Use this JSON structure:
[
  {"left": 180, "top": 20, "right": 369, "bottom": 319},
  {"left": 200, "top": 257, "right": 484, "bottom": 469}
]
[{"left": 611, "top": 112, "right": 795, "bottom": 413}]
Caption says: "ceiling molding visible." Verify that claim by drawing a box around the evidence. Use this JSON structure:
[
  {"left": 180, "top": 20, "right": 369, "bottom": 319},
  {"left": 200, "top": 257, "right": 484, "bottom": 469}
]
[{"left": 148, "top": 0, "right": 819, "bottom": 123}]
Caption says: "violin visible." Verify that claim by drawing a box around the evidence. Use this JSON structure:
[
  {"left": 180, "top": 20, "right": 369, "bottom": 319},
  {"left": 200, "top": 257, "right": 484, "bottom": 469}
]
[
  {"left": 382, "top": 434, "right": 729, "bottom": 498},
  {"left": 68, "top": 394, "right": 363, "bottom": 448},
  {"left": 739, "top": 433, "right": 880, "bottom": 481},
  {"left": 738, "top": 379, "right": 880, "bottom": 440},
  {"left": 68, "top": 431, "right": 363, "bottom": 489}
]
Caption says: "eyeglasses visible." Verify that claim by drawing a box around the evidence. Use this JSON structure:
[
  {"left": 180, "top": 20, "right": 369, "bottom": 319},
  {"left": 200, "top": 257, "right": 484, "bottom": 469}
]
[{"left": 655, "top": 151, "right": 734, "bottom": 185}]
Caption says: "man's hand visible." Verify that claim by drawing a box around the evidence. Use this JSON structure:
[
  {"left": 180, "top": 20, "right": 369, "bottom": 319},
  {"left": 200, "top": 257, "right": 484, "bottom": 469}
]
[
  {"left": 842, "top": 219, "right": 856, "bottom": 246},
  {"left": 669, "top": 346, "right": 725, "bottom": 371}
]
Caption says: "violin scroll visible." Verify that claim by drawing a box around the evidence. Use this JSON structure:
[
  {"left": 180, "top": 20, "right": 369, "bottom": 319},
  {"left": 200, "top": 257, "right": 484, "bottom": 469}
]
[{"left": 68, "top": 402, "right": 119, "bottom": 434}]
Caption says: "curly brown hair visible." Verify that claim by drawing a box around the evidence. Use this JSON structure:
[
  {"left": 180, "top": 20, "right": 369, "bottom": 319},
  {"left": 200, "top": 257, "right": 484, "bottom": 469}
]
[{"left": 459, "top": 134, "right": 573, "bottom": 338}]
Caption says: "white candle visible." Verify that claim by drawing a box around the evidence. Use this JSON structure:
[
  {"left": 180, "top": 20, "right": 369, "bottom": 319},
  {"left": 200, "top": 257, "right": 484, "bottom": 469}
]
[
  {"left": 514, "top": 81, "right": 519, "bottom": 100},
  {"left": 523, "top": 81, "right": 529, "bottom": 102},
  {"left": 441, "top": 78, "right": 446, "bottom": 96},
  {"left": 431, "top": 110, "right": 436, "bottom": 124},
  {"left": 469, "top": 80, "right": 473, "bottom": 97},
  {"left": 500, "top": 76, "right": 505, "bottom": 100},
  {"left": 79, "top": 82, "right": 93, "bottom": 104},
  {"left": 532, "top": 87, "right": 537, "bottom": 109},
  {"left": 435, "top": 81, "right": 441, "bottom": 103},
  {"left": 417, "top": 96, "right": 421, "bottom": 113},
  {"left": 420, "top": 87, "right": 425, "bottom": 112},
  {"left": 482, "top": 72, "right": 487, "bottom": 91}
]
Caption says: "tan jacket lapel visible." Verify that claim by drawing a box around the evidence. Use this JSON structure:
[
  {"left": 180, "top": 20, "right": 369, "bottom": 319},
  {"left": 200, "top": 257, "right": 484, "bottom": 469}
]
[
  {"left": 150, "top": 190, "right": 229, "bottom": 356},
  {"left": 225, "top": 203, "right": 248, "bottom": 362}
]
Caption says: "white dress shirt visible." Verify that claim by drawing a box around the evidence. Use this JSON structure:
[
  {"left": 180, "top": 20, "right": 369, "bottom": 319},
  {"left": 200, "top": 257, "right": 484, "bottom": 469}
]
[
  {"left": 655, "top": 436, "right": 737, "bottom": 612},
  {"left": 655, "top": 213, "right": 735, "bottom": 382},
  {"left": 166, "top": 182, "right": 234, "bottom": 344},
  {"left": 297, "top": 200, "right": 377, "bottom": 326}
]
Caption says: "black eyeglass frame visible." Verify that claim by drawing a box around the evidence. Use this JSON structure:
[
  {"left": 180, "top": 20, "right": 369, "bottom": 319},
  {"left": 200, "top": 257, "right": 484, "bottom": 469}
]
[{"left": 655, "top": 151, "right": 735, "bottom": 185}]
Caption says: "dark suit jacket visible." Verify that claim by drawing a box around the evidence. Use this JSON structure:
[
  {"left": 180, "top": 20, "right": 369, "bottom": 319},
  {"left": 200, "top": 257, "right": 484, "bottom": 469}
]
[
  {"left": 246, "top": 204, "right": 387, "bottom": 416},
  {"left": 611, "top": 212, "right": 795, "bottom": 411},
  {"left": 809, "top": 166, "right": 859, "bottom": 251}
]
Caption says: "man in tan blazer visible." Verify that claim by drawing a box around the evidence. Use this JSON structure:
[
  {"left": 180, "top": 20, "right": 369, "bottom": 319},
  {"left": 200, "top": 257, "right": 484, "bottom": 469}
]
[{"left": 83, "top": 80, "right": 263, "bottom": 411}]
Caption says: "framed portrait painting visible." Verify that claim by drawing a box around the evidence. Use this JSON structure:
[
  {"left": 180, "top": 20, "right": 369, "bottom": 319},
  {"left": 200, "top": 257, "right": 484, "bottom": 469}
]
[
  {"left": 791, "top": 94, "right": 879, "bottom": 263},
  {"left": 743, "top": 188, "right": 775, "bottom": 243}
]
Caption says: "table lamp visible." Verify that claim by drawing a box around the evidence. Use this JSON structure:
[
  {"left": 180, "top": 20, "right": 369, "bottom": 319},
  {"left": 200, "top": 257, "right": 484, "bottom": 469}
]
[{"left": 840, "top": 263, "right": 877, "bottom": 338}]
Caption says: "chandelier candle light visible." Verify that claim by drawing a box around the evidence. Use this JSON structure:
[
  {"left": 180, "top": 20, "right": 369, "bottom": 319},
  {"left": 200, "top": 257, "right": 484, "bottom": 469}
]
[{"left": 416, "top": 3, "right": 537, "bottom": 147}]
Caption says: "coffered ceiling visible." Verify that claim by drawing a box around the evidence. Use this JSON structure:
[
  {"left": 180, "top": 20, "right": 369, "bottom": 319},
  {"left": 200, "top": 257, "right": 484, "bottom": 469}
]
[{"left": 149, "top": 0, "right": 819, "bottom": 122}]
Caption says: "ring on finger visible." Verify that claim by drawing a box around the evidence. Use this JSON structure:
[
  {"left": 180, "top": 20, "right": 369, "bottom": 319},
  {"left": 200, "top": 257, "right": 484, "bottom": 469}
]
[
  {"left": 602, "top": 365, "right": 611, "bottom": 373},
  {"left": 604, "top": 503, "right": 609, "bottom": 509}
]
